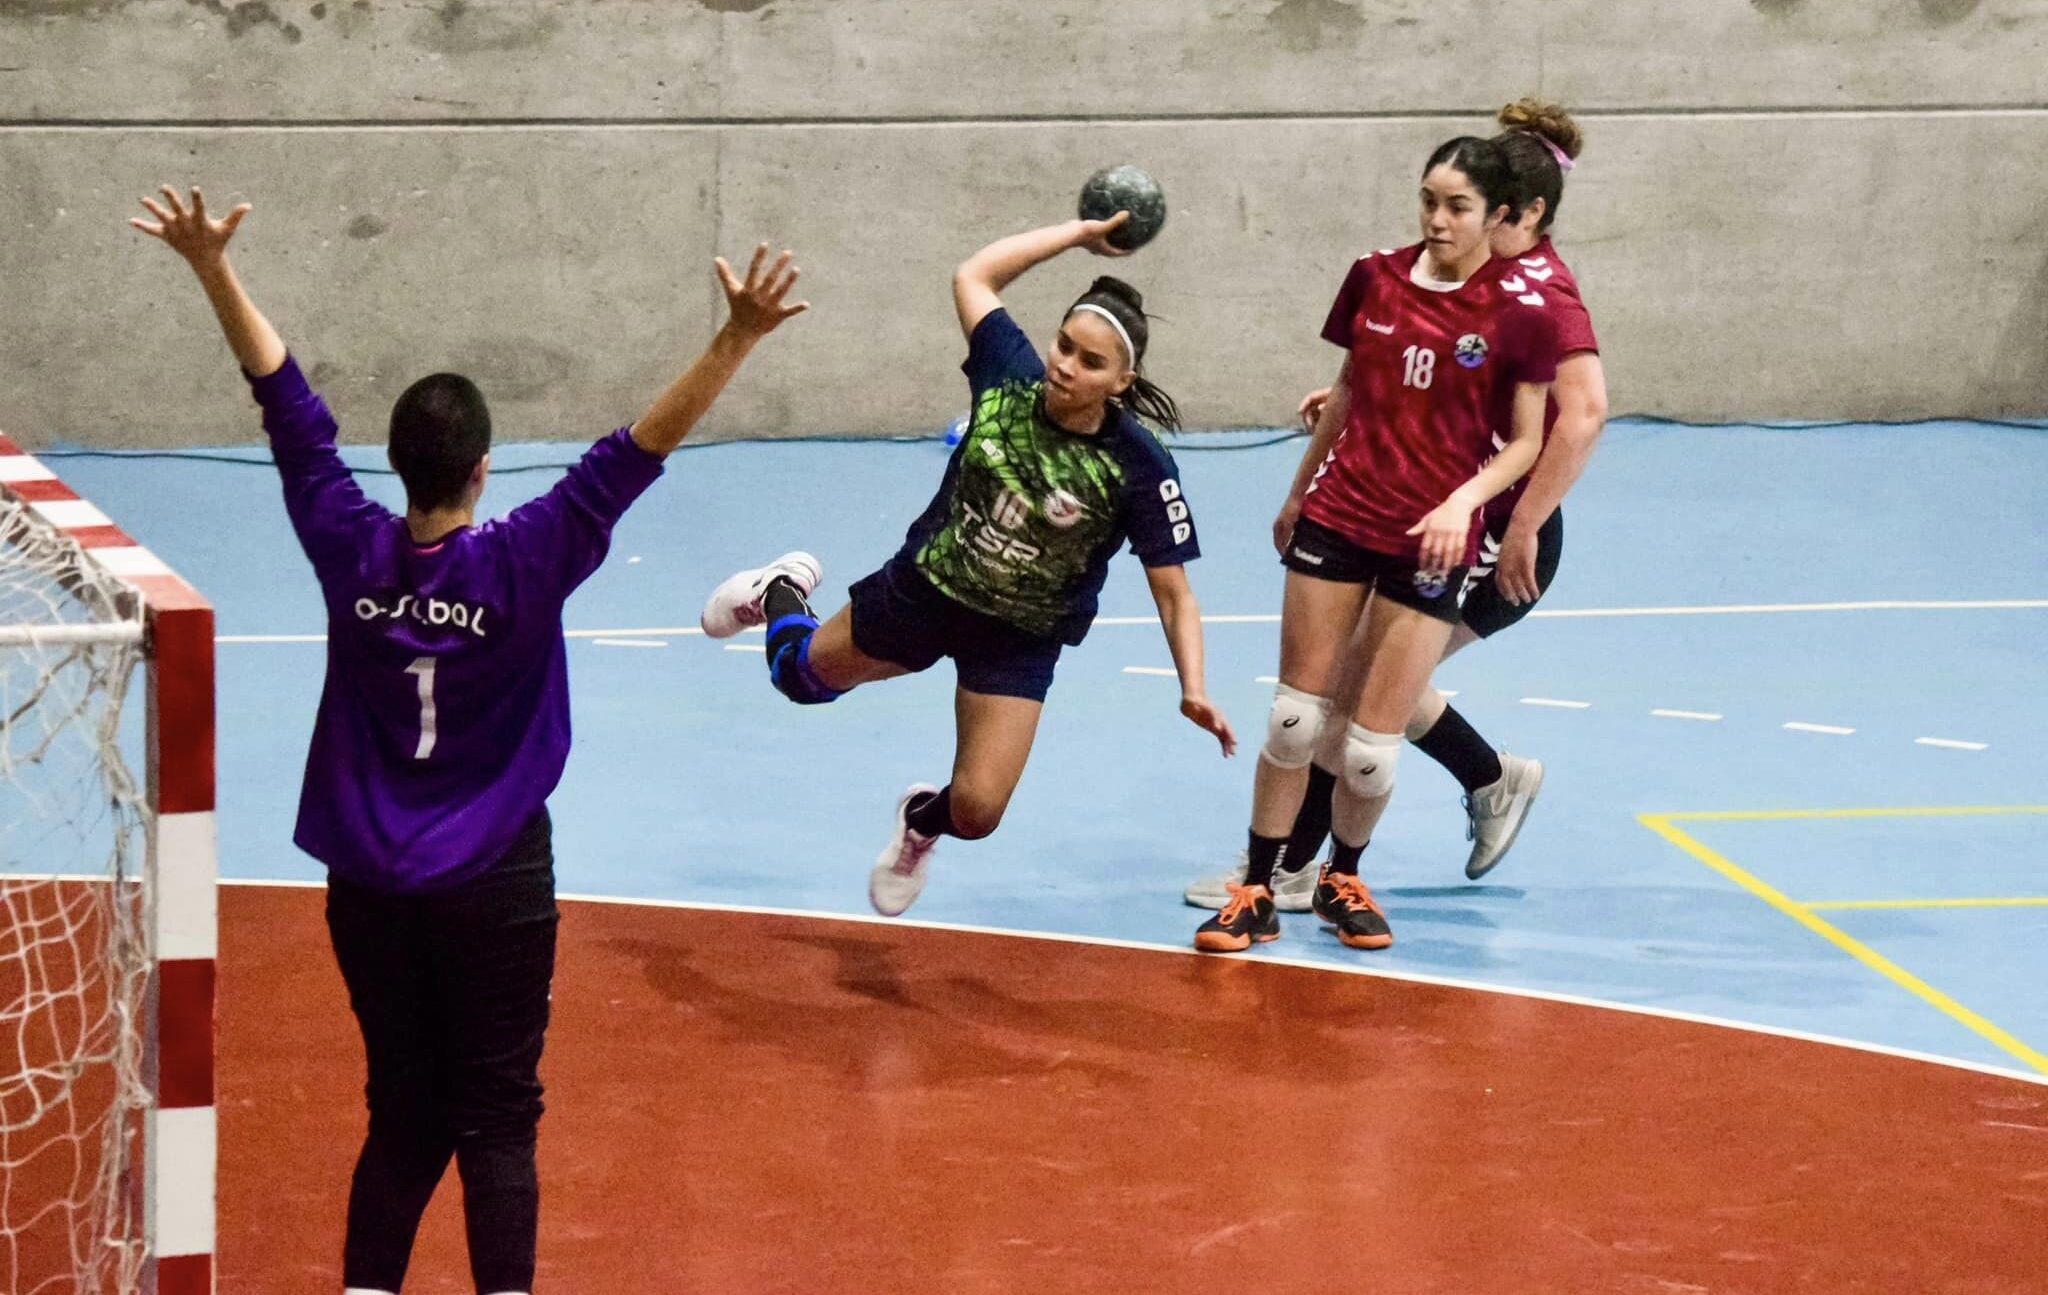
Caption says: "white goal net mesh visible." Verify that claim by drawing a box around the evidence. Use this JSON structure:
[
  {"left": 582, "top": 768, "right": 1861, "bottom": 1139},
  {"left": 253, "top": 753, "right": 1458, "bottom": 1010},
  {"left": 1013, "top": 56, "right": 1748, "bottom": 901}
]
[{"left": 0, "top": 489, "right": 150, "bottom": 1294}]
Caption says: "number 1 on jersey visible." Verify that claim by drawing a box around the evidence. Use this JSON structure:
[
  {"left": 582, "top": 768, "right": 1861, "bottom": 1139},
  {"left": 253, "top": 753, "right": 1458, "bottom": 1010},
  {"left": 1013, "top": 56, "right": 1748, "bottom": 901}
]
[
  {"left": 1402, "top": 345, "right": 1436, "bottom": 390},
  {"left": 405, "top": 656, "right": 438, "bottom": 760}
]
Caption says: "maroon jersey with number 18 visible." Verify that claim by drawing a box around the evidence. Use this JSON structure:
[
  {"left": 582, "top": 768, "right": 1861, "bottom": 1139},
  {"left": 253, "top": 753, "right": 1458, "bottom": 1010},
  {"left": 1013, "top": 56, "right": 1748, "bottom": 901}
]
[{"left": 1302, "top": 243, "right": 1560, "bottom": 565}]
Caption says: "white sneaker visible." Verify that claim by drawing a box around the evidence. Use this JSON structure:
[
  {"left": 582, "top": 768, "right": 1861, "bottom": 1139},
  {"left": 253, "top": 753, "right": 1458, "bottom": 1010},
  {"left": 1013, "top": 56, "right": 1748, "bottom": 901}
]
[
  {"left": 869, "top": 782, "right": 942, "bottom": 916},
  {"left": 1182, "top": 850, "right": 1318, "bottom": 913},
  {"left": 1464, "top": 753, "right": 1543, "bottom": 880},
  {"left": 699, "top": 551, "right": 823, "bottom": 640}
]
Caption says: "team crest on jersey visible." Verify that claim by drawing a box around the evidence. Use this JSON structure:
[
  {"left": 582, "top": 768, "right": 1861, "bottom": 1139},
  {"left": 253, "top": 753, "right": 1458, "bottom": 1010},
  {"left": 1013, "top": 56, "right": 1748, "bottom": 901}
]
[
  {"left": 1042, "top": 489, "right": 1086, "bottom": 529},
  {"left": 1454, "top": 333, "right": 1489, "bottom": 369}
]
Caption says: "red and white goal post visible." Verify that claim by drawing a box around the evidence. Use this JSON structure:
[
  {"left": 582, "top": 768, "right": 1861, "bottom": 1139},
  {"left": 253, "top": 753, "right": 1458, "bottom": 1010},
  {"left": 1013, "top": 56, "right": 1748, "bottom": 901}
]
[{"left": 0, "top": 431, "right": 216, "bottom": 1295}]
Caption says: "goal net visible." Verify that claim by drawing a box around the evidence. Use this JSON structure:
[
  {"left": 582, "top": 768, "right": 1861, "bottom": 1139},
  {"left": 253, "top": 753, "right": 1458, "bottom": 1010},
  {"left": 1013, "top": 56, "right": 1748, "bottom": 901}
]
[{"left": 0, "top": 439, "right": 215, "bottom": 1295}]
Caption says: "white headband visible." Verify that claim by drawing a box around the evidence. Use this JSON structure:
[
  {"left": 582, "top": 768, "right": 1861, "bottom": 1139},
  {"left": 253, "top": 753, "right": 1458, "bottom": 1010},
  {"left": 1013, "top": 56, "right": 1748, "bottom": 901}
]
[{"left": 1067, "top": 303, "right": 1137, "bottom": 367}]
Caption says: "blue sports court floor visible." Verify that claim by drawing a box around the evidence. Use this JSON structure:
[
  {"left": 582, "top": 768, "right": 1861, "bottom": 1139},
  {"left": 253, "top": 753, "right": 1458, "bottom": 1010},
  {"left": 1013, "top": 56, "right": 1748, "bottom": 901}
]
[{"left": 51, "top": 416, "right": 2048, "bottom": 1081}]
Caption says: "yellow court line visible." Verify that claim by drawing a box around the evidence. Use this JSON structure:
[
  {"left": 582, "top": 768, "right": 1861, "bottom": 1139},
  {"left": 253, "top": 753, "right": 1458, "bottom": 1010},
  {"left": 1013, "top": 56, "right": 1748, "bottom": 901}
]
[
  {"left": 1639, "top": 813, "right": 2048, "bottom": 1077},
  {"left": 1803, "top": 897, "right": 2048, "bottom": 911},
  {"left": 1661, "top": 805, "right": 2048, "bottom": 823}
]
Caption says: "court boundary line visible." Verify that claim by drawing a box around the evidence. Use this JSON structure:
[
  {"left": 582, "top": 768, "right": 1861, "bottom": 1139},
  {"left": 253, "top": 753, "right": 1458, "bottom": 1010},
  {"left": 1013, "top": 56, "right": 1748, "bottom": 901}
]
[
  {"left": 214, "top": 877, "right": 2047, "bottom": 1089},
  {"left": 1639, "top": 807, "right": 2048, "bottom": 1078},
  {"left": 1804, "top": 897, "right": 2048, "bottom": 911},
  {"left": 212, "top": 597, "right": 2048, "bottom": 645}
]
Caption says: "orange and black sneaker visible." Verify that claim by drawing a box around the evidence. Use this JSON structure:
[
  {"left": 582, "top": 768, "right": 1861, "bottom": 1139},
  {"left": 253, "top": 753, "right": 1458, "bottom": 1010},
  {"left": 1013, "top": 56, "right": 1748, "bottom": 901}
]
[
  {"left": 1312, "top": 866, "right": 1394, "bottom": 950},
  {"left": 1194, "top": 882, "right": 1280, "bottom": 953}
]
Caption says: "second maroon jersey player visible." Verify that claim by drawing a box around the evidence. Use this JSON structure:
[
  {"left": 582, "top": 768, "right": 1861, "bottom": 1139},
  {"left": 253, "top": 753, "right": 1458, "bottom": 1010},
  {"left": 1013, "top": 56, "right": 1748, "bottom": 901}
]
[{"left": 1480, "top": 233, "right": 1598, "bottom": 535}]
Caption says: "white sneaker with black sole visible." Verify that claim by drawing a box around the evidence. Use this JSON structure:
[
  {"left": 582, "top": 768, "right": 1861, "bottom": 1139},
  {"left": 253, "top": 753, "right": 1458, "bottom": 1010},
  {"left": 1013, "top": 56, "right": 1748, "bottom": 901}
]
[
  {"left": 870, "top": 782, "right": 942, "bottom": 917},
  {"left": 1463, "top": 753, "right": 1543, "bottom": 880},
  {"left": 1182, "top": 851, "right": 1318, "bottom": 913},
  {"left": 700, "top": 551, "right": 823, "bottom": 640}
]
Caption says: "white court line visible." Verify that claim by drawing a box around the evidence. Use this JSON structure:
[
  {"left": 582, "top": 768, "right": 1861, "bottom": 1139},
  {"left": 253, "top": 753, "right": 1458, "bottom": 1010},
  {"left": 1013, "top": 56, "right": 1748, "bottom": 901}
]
[
  {"left": 1917, "top": 737, "right": 1990, "bottom": 751},
  {"left": 217, "top": 633, "right": 327, "bottom": 644},
  {"left": 591, "top": 638, "right": 667, "bottom": 649},
  {"left": 1087, "top": 599, "right": 2048, "bottom": 628},
  {"left": 1521, "top": 697, "right": 1591, "bottom": 710},
  {"left": 213, "top": 598, "right": 2048, "bottom": 645},
  {"left": 1652, "top": 709, "right": 1724, "bottom": 722},
  {"left": 205, "top": 878, "right": 2048, "bottom": 1088},
  {"left": 1785, "top": 722, "right": 1856, "bottom": 736},
  {"left": 722, "top": 643, "right": 759, "bottom": 653},
  {"left": 1522, "top": 599, "right": 2048, "bottom": 619},
  {"left": 1254, "top": 675, "right": 1278, "bottom": 684},
  {"left": 1122, "top": 666, "right": 1177, "bottom": 677}
]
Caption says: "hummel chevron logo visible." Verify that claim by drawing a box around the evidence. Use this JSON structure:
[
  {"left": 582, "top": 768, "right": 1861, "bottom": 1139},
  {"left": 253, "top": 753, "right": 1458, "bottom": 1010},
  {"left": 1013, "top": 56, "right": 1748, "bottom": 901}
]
[{"left": 1364, "top": 319, "right": 1395, "bottom": 335}]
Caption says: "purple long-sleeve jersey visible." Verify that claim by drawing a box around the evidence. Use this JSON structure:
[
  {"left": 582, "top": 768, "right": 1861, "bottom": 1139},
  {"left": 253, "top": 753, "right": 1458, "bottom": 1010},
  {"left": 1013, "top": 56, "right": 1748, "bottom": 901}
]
[{"left": 250, "top": 357, "right": 663, "bottom": 893}]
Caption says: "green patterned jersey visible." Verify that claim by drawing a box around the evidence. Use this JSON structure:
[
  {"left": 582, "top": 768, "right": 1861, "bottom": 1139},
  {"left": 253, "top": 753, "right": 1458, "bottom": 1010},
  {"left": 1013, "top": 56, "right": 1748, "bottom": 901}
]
[{"left": 895, "top": 309, "right": 1200, "bottom": 644}]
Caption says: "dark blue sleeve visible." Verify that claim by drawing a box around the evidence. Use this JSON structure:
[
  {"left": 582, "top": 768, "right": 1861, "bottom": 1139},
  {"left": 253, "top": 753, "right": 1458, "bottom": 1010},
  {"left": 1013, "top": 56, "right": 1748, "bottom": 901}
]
[
  {"left": 961, "top": 308, "right": 1045, "bottom": 400},
  {"left": 1117, "top": 423, "right": 1201, "bottom": 568},
  {"left": 246, "top": 355, "right": 392, "bottom": 586},
  {"left": 499, "top": 427, "right": 666, "bottom": 596}
]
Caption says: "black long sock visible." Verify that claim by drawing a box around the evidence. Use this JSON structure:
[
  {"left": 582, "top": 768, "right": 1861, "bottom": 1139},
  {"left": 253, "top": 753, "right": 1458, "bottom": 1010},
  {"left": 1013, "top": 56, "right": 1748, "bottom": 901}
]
[
  {"left": 1412, "top": 705, "right": 1503, "bottom": 792},
  {"left": 763, "top": 577, "right": 814, "bottom": 662},
  {"left": 1283, "top": 763, "right": 1338, "bottom": 872},
  {"left": 1327, "top": 839, "right": 1366, "bottom": 877},
  {"left": 905, "top": 786, "right": 955, "bottom": 839},
  {"left": 1243, "top": 830, "right": 1290, "bottom": 889}
]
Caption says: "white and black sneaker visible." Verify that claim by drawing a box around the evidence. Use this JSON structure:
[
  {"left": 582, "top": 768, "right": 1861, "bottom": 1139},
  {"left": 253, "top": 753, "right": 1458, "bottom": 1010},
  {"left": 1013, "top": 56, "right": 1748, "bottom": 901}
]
[
  {"left": 869, "top": 783, "right": 943, "bottom": 917},
  {"left": 1463, "top": 753, "right": 1544, "bottom": 880},
  {"left": 1183, "top": 851, "right": 1318, "bottom": 913},
  {"left": 699, "top": 551, "right": 823, "bottom": 640}
]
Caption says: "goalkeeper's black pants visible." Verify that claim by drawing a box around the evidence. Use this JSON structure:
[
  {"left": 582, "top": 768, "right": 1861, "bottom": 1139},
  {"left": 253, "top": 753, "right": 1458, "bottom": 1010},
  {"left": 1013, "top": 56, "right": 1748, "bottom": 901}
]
[{"left": 325, "top": 809, "right": 556, "bottom": 1294}]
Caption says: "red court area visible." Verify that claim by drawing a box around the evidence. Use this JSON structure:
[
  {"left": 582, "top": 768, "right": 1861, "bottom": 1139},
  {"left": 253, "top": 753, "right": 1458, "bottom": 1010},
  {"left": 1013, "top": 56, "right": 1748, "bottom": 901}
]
[{"left": 219, "top": 886, "right": 2048, "bottom": 1294}]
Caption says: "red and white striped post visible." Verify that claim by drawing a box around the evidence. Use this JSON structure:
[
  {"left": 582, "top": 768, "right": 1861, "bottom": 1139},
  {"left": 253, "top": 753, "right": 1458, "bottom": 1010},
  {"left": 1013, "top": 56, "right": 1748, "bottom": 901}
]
[{"left": 0, "top": 433, "right": 217, "bottom": 1295}]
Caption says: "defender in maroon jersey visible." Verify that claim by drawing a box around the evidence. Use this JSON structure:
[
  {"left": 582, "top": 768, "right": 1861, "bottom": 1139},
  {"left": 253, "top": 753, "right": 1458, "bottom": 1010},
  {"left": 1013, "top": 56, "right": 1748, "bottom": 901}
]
[
  {"left": 1186, "top": 100, "right": 1609, "bottom": 915},
  {"left": 1197, "top": 135, "right": 1559, "bottom": 954}
]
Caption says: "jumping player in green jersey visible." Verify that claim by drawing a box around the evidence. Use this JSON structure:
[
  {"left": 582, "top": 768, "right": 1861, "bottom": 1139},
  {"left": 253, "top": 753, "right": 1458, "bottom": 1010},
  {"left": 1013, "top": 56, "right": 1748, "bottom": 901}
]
[{"left": 701, "top": 214, "right": 1237, "bottom": 916}]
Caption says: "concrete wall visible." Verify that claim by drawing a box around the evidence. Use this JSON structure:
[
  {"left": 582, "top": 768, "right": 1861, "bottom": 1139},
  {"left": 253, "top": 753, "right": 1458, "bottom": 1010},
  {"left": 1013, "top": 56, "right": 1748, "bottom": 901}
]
[{"left": 2, "top": 0, "right": 2044, "bottom": 446}]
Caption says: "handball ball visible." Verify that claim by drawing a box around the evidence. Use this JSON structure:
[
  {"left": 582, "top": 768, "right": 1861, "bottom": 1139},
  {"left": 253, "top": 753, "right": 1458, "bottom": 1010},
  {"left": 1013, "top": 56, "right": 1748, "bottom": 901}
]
[{"left": 1078, "top": 165, "right": 1166, "bottom": 251}]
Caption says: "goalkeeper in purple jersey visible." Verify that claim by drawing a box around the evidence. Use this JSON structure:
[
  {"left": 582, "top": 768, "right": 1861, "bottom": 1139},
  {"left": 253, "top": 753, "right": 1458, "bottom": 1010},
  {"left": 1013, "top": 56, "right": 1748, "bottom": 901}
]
[{"left": 135, "top": 185, "right": 805, "bottom": 1295}]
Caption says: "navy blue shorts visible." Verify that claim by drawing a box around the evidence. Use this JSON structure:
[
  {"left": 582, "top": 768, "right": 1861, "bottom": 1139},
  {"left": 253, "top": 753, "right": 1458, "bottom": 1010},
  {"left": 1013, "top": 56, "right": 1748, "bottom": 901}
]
[
  {"left": 848, "top": 559, "right": 1063, "bottom": 702},
  {"left": 1280, "top": 517, "right": 1472, "bottom": 625}
]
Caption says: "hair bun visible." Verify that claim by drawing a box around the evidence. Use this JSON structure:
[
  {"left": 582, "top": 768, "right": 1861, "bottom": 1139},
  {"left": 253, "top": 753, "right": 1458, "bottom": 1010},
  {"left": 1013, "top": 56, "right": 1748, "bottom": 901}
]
[
  {"left": 1496, "top": 97, "right": 1584, "bottom": 160},
  {"left": 1086, "top": 275, "right": 1146, "bottom": 314}
]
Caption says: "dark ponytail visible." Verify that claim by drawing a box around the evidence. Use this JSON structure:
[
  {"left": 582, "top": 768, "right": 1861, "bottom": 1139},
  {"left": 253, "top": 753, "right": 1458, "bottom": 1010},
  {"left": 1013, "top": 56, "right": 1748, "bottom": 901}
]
[
  {"left": 1493, "top": 97, "right": 1583, "bottom": 231},
  {"left": 1066, "top": 276, "right": 1183, "bottom": 432}
]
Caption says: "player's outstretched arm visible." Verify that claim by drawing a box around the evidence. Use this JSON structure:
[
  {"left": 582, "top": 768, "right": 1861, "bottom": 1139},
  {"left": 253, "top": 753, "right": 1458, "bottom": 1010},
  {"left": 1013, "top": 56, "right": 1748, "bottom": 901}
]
[
  {"left": 132, "top": 185, "right": 286, "bottom": 379},
  {"left": 1144, "top": 563, "right": 1237, "bottom": 757},
  {"left": 630, "top": 244, "right": 807, "bottom": 458},
  {"left": 951, "top": 214, "right": 1132, "bottom": 339}
]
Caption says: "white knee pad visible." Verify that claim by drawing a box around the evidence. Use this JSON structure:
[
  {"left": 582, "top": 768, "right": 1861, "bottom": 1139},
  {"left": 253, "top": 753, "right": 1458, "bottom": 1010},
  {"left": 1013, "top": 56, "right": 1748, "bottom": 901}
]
[
  {"left": 1261, "top": 685, "right": 1330, "bottom": 770},
  {"left": 1340, "top": 725, "right": 1403, "bottom": 800}
]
